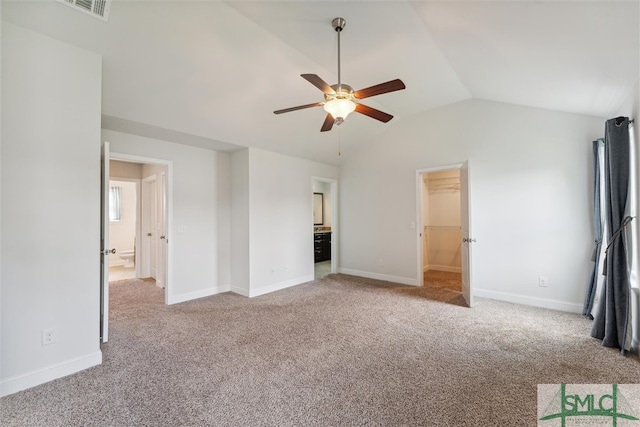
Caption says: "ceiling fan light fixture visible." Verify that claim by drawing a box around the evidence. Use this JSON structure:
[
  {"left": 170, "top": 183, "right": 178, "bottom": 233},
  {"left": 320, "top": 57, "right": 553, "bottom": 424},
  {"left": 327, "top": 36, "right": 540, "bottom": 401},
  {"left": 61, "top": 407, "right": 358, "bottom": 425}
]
[
  {"left": 323, "top": 98, "right": 356, "bottom": 122},
  {"left": 273, "top": 17, "right": 405, "bottom": 133}
]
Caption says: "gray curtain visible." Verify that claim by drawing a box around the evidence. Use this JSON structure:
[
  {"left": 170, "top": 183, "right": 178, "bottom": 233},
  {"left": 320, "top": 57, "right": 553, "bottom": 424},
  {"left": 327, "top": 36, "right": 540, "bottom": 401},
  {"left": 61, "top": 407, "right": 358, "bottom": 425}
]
[
  {"left": 591, "top": 117, "right": 631, "bottom": 352},
  {"left": 582, "top": 139, "right": 604, "bottom": 317}
]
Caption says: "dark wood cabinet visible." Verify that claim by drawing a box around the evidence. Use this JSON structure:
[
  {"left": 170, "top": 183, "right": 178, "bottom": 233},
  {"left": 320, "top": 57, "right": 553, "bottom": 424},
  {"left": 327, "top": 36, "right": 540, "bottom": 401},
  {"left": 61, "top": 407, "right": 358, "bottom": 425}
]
[{"left": 314, "top": 232, "right": 331, "bottom": 263}]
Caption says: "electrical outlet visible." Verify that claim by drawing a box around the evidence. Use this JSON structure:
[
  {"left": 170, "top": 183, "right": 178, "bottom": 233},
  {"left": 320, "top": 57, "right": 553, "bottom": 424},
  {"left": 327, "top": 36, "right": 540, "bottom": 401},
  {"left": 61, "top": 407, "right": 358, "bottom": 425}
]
[
  {"left": 42, "top": 328, "right": 56, "bottom": 346},
  {"left": 378, "top": 259, "right": 384, "bottom": 267},
  {"left": 539, "top": 276, "right": 549, "bottom": 288}
]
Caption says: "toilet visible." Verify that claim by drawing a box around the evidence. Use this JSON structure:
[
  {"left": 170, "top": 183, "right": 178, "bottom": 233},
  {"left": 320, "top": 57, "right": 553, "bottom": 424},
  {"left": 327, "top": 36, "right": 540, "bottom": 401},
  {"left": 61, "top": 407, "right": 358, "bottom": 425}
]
[{"left": 119, "top": 249, "right": 135, "bottom": 268}]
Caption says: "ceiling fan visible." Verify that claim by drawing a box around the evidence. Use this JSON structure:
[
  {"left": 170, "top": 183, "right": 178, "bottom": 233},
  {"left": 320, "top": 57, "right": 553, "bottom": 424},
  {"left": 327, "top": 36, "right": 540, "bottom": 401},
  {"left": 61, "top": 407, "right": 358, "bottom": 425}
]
[{"left": 274, "top": 17, "right": 406, "bottom": 132}]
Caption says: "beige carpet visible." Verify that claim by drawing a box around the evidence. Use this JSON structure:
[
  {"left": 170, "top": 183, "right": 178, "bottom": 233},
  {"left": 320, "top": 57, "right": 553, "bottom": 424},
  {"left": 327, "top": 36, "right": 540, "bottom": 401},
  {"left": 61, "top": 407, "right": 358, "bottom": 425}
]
[
  {"left": 1, "top": 274, "right": 638, "bottom": 426},
  {"left": 423, "top": 270, "right": 464, "bottom": 306}
]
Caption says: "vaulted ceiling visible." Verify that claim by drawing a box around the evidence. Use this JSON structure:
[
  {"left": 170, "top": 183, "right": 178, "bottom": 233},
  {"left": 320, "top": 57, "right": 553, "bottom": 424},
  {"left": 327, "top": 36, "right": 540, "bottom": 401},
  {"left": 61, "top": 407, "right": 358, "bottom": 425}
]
[{"left": 3, "top": 1, "right": 638, "bottom": 165}]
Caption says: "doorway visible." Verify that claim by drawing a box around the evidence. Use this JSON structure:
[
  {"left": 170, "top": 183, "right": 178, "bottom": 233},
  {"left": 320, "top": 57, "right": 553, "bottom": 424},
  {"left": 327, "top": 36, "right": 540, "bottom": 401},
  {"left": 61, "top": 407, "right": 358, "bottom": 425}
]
[
  {"left": 101, "top": 147, "right": 172, "bottom": 343},
  {"left": 107, "top": 177, "right": 139, "bottom": 282},
  {"left": 106, "top": 162, "right": 167, "bottom": 286},
  {"left": 312, "top": 177, "right": 338, "bottom": 279},
  {"left": 420, "top": 169, "right": 462, "bottom": 300},
  {"left": 416, "top": 163, "right": 473, "bottom": 307}
]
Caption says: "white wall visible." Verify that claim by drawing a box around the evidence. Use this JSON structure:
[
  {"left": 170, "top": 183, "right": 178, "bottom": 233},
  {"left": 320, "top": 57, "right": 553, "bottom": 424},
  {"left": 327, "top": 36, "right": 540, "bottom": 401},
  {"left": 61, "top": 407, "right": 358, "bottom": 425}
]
[
  {"left": 103, "top": 129, "right": 230, "bottom": 304},
  {"left": 108, "top": 180, "right": 137, "bottom": 267},
  {"left": 1, "top": 23, "right": 102, "bottom": 396},
  {"left": 230, "top": 149, "right": 250, "bottom": 294},
  {"left": 231, "top": 148, "right": 339, "bottom": 297},
  {"left": 110, "top": 160, "right": 142, "bottom": 179},
  {"left": 340, "top": 98, "right": 604, "bottom": 312},
  {"left": 216, "top": 152, "right": 232, "bottom": 288}
]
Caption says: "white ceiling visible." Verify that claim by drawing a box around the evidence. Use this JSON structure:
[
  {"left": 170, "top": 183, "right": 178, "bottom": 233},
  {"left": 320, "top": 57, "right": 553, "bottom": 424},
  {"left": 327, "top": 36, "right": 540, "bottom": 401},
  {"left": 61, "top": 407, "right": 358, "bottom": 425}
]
[{"left": 3, "top": 1, "right": 638, "bottom": 165}]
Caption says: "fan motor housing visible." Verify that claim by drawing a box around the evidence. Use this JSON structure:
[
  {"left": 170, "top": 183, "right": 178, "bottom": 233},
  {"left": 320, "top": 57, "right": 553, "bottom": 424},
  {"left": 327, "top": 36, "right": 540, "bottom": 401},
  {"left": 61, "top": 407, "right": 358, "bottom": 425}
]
[{"left": 325, "top": 84, "right": 354, "bottom": 101}]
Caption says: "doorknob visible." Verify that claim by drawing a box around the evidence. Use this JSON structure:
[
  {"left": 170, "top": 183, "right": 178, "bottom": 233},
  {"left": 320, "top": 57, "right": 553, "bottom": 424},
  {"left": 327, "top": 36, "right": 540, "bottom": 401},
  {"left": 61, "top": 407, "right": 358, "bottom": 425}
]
[
  {"left": 101, "top": 248, "right": 116, "bottom": 255},
  {"left": 160, "top": 235, "right": 166, "bottom": 239},
  {"left": 147, "top": 233, "right": 152, "bottom": 236},
  {"left": 463, "top": 238, "right": 477, "bottom": 243}
]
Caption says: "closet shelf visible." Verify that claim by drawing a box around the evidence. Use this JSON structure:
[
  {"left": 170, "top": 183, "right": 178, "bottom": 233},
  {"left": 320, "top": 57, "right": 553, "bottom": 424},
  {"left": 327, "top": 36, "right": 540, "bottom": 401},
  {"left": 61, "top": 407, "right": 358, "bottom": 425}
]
[{"left": 424, "top": 225, "right": 461, "bottom": 231}]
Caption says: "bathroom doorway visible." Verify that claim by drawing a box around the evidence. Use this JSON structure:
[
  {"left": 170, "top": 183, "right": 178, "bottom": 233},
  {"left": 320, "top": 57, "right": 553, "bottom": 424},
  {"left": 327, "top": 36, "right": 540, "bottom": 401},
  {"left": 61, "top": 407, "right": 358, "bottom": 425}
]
[
  {"left": 108, "top": 159, "right": 168, "bottom": 289},
  {"left": 107, "top": 177, "right": 139, "bottom": 282},
  {"left": 101, "top": 146, "right": 172, "bottom": 343},
  {"left": 416, "top": 163, "right": 473, "bottom": 307},
  {"left": 312, "top": 177, "right": 338, "bottom": 279}
]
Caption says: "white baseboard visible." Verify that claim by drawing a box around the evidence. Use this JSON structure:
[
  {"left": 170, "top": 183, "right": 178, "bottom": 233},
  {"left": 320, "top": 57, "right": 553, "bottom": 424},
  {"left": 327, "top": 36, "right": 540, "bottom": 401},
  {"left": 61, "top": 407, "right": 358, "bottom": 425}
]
[
  {"left": 338, "top": 268, "right": 419, "bottom": 286},
  {"left": 167, "top": 284, "right": 231, "bottom": 305},
  {"left": 427, "top": 265, "right": 461, "bottom": 273},
  {"left": 473, "top": 288, "right": 583, "bottom": 313},
  {"left": 247, "top": 275, "right": 314, "bottom": 298},
  {"left": 229, "top": 275, "right": 315, "bottom": 298},
  {"left": 230, "top": 285, "right": 249, "bottom": 297},
  {"left": 1, "top": 351, "right": 102, "bottom": 397}
]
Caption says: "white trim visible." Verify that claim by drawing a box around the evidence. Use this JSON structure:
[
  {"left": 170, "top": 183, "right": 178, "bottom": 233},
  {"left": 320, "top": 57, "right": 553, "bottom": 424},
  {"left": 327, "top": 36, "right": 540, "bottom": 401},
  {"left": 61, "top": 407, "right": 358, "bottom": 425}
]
[
  {"left": 1, "top": 351, "right": 102, "bottom": 397},
  {"left": 230, "top": 285, "right": 250, "bottom": 297},
  {"left": 338, "top": 268, "right": 419, "bottom": 286},
  {"left": 230, "top": 275, "right": 317, "bottom": 298},
  {"left": 167, "top": 285, "right": 231, "bottom": 305},
  {"left": 473, "top": 288, "right": 583, "bottom": 313},
  {"left": 247, "top": 275, "right": 314, "bottom": 298}
]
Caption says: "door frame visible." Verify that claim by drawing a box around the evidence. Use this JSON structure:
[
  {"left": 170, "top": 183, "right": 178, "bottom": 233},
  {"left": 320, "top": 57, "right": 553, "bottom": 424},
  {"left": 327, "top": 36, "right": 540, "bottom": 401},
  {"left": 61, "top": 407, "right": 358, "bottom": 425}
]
[
  {"left": 415, "top": 163, "right": 472, "bottom": 304},
  {"left": 110, "top": 152, "right": 173, "bottom": 305},
  {"left": 311, "top": 176, "right": 338, "bottom": 274}
]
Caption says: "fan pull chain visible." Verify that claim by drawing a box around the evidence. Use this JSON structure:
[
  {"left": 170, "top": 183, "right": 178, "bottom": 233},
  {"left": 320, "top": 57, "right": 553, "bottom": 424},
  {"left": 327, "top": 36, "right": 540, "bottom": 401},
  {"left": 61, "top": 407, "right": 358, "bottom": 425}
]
[{"left": 338, "top": 128, "right": 342, "bottom": 156}]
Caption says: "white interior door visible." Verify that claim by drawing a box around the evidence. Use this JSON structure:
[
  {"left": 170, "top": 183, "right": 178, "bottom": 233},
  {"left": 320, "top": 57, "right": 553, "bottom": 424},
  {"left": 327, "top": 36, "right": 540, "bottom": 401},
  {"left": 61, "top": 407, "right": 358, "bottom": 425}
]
[
  {"left": 460, "top": 161, "right": 473, "bottom": 307},
  {"left": 141, "top": 178, "right": 150, "bottom": 277},
  {"left": 156, "top": 171, "right": 167, "bottom": 288},
  {"left": 150, "top": 178, "right": 158, "bottom": 280},
  {"left": 100, "top": 141, "right": 110, "bottom": 343},
  {"left": 142, "top": 175, "right": 158, "bottom": 280}
]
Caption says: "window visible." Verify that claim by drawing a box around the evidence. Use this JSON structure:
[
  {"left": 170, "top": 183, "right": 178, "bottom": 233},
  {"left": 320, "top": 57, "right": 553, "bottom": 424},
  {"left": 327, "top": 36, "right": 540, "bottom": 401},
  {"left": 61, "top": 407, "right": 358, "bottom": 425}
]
[{"left": 109, "top": 186, "right": 122, "bottom": 221}]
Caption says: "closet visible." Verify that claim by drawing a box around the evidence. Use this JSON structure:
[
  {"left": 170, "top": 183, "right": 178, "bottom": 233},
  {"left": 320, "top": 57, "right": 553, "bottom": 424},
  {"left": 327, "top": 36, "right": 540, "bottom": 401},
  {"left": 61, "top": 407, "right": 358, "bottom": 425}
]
[{"left": 422, "top": 170, "right": 461, "bottom": 273}]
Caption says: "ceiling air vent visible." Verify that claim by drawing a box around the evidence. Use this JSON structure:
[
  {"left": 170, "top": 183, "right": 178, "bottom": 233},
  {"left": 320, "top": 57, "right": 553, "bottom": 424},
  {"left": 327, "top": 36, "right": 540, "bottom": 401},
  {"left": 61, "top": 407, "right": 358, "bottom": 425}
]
[{"left": 56, "top": 0, "right": 111, "bottom": 22}]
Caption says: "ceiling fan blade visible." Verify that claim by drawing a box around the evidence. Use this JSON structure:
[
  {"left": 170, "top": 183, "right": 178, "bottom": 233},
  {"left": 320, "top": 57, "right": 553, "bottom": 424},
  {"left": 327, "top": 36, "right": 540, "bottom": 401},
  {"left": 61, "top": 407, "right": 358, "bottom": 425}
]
[
  {"left": 301, "top": 74, "right": 336, "bottom": 95},
  {"left": 354, "top": 79, "right": 406, "bottom": 100},
  {"left": 320, "top": 114, "right": 335, "bottom": 132},
  {"left": 274, "top": 102, "right": 324, "bottom": 115},
  {"left": 355, "top": 103, "right": 394, "bottom": 123}
]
